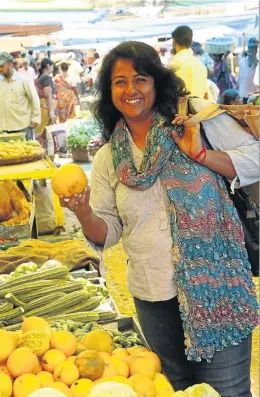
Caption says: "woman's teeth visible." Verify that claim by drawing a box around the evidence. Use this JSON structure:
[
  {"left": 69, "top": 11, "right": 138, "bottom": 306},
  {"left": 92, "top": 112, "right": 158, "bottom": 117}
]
[{"left": 125, "top": 99, "right": 141, "bottom": 104}]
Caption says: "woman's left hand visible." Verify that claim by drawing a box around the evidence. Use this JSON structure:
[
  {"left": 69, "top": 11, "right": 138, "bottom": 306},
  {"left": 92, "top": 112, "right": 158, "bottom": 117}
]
[{"left": 171, "top": 114, "right": 203, "bottom": 160}]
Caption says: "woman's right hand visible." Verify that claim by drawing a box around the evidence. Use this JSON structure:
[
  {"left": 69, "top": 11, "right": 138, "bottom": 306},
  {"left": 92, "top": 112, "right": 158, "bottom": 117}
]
[{"left": 59, "top": 187, "right": 93, "bottom": 223}]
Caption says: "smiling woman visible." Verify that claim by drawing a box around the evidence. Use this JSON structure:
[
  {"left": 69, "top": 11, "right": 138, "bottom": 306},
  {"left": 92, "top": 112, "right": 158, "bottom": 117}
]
[{"left": 59, "top": 41, "right": 259, "bottom": 397}]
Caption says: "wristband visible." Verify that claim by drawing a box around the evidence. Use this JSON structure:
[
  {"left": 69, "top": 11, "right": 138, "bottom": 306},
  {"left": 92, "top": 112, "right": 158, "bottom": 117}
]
[{"left": 193, "top": 146, "right": 207, "bottom": 164}]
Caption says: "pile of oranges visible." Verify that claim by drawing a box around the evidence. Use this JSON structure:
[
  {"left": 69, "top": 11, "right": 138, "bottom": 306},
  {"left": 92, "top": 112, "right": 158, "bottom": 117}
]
[{"left": 0, "top": 317, "right": 174, "bottom": 397}]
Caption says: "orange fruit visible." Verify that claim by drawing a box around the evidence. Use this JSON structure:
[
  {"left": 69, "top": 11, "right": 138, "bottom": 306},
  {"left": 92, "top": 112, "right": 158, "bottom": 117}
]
[
  {"left": 53, "top": 361, "right": 79, "bottom": 386},
  {"left": 130, "top": 358, "right": 156, "bottom": 380},
  {"left": 81, "top": 331, "right": 113, "bottom": 354},
  {"left": 42, "top": 349, "right": 67, "bottom": 373},
  {"left": 75, "top": 350, "right": 105, "bottom": 381},
  {"left": 109, "top": 357, "right": 129, "bottom": 378},
  {"left": 7, "top": 347, "right": 38, "bottom": 378},
  {"left": 21, "top": 317, "right": 52, "bottom": 338},
  {"left": 36, "top": 371, "right": 54, "bottom": 387},
  {"left": 49, "top": 381, "right": 72, "bottom": 397},
  {"left": 0, "top": 330, "right": 16, "bottom": 363},
  {"left": 51, "top": 164, "right": 88, "bottom": 198},
  {"left": 129, "top": 374, "right": 156, "bottom": 397},
  {"left": 13, "top": 374, "right": 41, "bottom": 397},
  {"left": 112, "top": 348, "right": 129, "bottom": 359},
  {"left": 50, "top": 331, "right": 77, "bottom": 357},
  {"left": 70, "top": 379, "right": 93, "bottom": 397},
  {"left": 0, "top": 372, "right": 12, "bottom": 397},
  {"left": 138, "top": 351, "right": 162, "bottom": 373}
]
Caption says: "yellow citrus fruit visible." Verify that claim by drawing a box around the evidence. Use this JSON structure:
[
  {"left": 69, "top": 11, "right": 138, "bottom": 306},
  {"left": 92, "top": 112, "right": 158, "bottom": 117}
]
[
  {"left": 0, "top": 372, "right": 12, "bottom": 397},
  {"left": 94, "top": 376, "right": 131, "bottom": 387},
  {"left": 112, "top": 348, "right": 129, "bottom": 359},
  {"left": 13, "top": 374, "right": 41, "bottom": 397},
  {"left": 81, "top": 331, "right": 113, "bottom": 354},
  {"left": 21, "top": 317, "right": 52, "bottom": 338},
  {"left": 0, "top": 330, "right": 16, "bottom": 363},
  {"left": 49, "top": 382, "right": 72, "bottom": 397},
  {"left": 51, "top": 164, "right": 88, "bottom": 198},
  {"left": 54, "top": 361, "right": 80, "bottom": 386},
  {"left": 153, "top": 373, "right": 174, "bottom": 394},
  {"left": 130, "top": 358, "right": 156, "bottom": 380},
  {"left": 109, "top": 357, "right": 129, "bottom": 378},
  {"left": 36, "top": 371, "right": 54, "bottom": 387},
  {"left": 70, "top": 379, "right": 93, "bottom": 397},
  {"left": 137, "top": 352, "right": 162, "bottom": 373},
  {"left": 129, "top": 374, "right": 156, "bottom": 397},
  {"left": 42, "top": 349, "right": 67, "bottom": 373},
  {"left": 7, "top": 347, "right": 38, "bottom": 378},
  {"left": 51, "top": 331, "right": 78, "bottom": 357}
]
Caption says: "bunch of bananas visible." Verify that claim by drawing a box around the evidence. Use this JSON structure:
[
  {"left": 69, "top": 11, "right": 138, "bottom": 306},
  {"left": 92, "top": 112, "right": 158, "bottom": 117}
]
[{"left": 0, "top": 140, "right": 42, "bottom": 159}]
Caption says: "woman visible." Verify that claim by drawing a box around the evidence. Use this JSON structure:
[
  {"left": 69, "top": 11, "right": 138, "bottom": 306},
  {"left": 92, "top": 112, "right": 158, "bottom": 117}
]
[
  {"left": 35, "top": 58, "right": 56, "bottom": 150},
  {"left": 210, "top": 53, "right": 237, "bottom": 97},
  {"left": 60, "top": 42, "right": 258, "bottom": 397},
  {"left": 54, "top": 62, "right": 78, "bottom": 122},
  {"left": 219, "top": 89, "right": 242, "bottom": 105}
]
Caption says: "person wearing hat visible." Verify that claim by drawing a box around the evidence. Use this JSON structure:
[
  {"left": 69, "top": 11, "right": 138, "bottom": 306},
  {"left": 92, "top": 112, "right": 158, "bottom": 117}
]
[
  {"left": 238, "top": 38, "right": 259, "bottom": 104},
  {"left": 0, "top": 51, "right": 40, "bottom": 140}
]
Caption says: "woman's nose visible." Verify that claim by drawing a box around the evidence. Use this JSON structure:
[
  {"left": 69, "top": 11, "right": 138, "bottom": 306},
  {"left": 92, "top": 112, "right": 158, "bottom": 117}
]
[{"left": 126, "top": 82, "right": 137, "bottom": 95}]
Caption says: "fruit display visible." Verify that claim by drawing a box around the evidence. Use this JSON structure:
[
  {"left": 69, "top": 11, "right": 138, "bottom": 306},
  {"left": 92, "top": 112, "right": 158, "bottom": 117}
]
[
  {"left": 0, "top": 316, "right": 220, "bottom": 397},
  {"left": 0, "top": 262, "right": 117, "bottom": 330},
  {"left": 0, "top": 239, "right": 99, "bottom": 275},
  {"left": 0, "top": 140, "right": 45, "bottom": 165},
  {"left": 51, "top": 164, "right": 88, "bottom": 198},
  {"left": 0, "top": 180, "right": 32, "bottom": 226}
]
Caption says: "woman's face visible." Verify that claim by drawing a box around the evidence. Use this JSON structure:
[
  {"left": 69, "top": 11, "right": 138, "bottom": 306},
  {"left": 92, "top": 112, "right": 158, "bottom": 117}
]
[{"left": 111, "top": 58, "right": 156, "bottom": 122}]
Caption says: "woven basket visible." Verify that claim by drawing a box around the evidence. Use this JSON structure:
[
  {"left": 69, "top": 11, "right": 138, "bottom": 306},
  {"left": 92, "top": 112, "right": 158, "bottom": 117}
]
[{"left": 205, "top": 37, "right": 237, "bottom": 54}]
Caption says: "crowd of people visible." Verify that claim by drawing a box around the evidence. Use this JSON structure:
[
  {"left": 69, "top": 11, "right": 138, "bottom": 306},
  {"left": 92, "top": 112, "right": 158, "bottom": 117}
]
[{"left": 0, "top": 25, "right": 258, "bottom": 148}]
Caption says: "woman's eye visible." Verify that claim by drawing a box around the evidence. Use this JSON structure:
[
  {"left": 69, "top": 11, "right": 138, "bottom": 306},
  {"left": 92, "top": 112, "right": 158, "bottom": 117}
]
[
  {"left": 136, "top": 77, "right": 146, "bottom": 82},
  {"left": 115, "top": 80, "right": 125, "bottom": 85}
]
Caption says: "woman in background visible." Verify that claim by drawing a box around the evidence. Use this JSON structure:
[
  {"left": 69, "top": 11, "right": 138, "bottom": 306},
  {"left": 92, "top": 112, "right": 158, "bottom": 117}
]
[
  {"left": 54, "top": 62, "right": 79, "bottom": 122},
  {"left": 219, "top": 89, "right": 242, "bottom": 105},
  {"left": 34, "top": 58, "right": 56, "bottom": 150}
]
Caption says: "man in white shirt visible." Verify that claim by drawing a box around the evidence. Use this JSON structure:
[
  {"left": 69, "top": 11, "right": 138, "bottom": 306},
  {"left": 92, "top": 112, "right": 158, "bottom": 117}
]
[
  {"left": 67, "top": 52, "right": 84, "bottom": 95},
  {"left": 19, "top": 58, "right": 36, "bottom": 81},
  {"left": 171, "top": 26, "right": 208, "bottom": 99},
  {"left": 238, "top": 43, "right": 258, "bottom": 103},
  {"left": 0, "top": 52, "right": 40, "bottom": 140}
]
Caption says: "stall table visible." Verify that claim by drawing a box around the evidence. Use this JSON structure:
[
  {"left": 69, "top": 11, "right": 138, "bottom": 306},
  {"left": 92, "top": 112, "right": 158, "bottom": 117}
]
[{"left": 0, "top": 156, "right": 64, "bottom": 229}]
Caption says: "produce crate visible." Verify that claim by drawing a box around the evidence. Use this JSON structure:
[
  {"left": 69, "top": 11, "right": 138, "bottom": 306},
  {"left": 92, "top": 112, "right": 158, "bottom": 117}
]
[
  {"left": 87, "top": 277, "right": 121, "bottom": 318},
  {"left": 70, "top": 263, "right": 99, "bottom": 279}
]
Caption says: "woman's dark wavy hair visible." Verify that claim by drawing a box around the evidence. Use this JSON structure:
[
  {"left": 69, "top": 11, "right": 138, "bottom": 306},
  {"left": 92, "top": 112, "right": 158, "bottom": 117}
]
[{"left": 92, "top": 41, "right": 189, "bottom": 142}]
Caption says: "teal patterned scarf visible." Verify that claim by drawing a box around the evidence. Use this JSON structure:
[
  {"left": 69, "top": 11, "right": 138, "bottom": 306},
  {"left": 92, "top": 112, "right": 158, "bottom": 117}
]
[{"left": 111, "top": 112, "right": 258, "bottom": 362}]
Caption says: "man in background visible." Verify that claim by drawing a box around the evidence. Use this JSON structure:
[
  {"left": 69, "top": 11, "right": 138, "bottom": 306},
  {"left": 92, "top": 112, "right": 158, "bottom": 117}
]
[
  {"left": 238, "top": 38, "right": 258, "bottom": 103},
  {"left": 171, "top": 26, "right": 208, "bottom": 99},
  {"left": 67, "top": 52, "right": 84, "bottom": 95},
  {"left": 191, "top": 41, "right": 214, "bottom": 77},
  {"left": 0, "top": 52, "right": 40, "bottom": 140},
  {"left": 19, "top": 58, "right": 36, "bottom": 81}
]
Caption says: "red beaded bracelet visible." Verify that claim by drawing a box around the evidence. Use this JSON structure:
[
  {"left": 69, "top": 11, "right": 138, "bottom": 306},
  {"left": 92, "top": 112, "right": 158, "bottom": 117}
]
[{"left": 193, "top": 146, "right": 207, "bottom": 164}]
